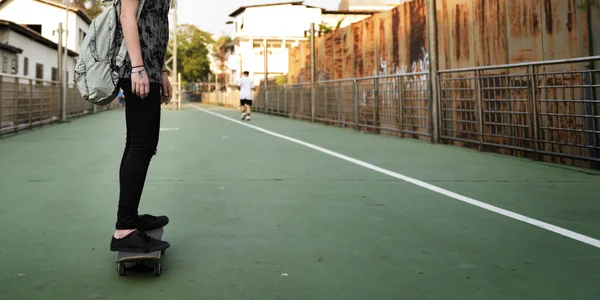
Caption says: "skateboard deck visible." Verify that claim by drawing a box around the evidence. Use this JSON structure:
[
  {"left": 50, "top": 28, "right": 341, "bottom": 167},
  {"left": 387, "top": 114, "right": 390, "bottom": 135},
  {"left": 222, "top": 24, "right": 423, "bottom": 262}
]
[{"left": 115, "top": 227, "right": 166, "bottom": 276}]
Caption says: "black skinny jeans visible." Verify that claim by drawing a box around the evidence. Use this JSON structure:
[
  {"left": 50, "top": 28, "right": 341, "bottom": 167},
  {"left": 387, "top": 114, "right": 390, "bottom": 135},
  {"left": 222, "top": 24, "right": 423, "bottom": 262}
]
[{"left": 116, "top": 79, "right": 162, "bottom": 230}]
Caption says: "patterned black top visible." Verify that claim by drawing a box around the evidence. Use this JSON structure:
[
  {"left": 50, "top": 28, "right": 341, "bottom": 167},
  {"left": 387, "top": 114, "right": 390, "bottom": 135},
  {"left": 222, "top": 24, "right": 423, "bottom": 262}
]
[{"left": 118, "top": 0, "right": 170, "bottom": 83}]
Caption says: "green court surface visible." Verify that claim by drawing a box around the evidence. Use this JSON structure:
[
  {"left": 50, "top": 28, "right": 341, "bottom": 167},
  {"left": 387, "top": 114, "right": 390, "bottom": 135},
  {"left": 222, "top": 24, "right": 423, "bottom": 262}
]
[{"left": 0, "top": 104, "right": 599, "bottom": 299}]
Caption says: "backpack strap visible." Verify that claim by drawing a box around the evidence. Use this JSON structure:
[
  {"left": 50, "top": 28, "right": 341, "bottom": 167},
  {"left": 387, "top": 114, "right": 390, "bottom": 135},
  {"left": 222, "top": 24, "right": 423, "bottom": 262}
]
[{"left": 114, "top": 0, "right": 146, "bottom": 69}]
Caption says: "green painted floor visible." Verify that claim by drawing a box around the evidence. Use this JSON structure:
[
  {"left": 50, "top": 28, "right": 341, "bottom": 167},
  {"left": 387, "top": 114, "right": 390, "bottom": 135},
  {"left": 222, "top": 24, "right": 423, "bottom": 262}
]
[{"left": 0, "top": 104, "right": 599, "bottom": 300}]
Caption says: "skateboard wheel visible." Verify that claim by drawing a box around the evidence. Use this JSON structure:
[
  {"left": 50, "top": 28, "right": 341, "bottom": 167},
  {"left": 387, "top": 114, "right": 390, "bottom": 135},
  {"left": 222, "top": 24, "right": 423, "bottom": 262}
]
[
  {"left": 118, "top": 263, "right": 126, "bottom": 276},
  {"left": 153, "top": 263, "right": 162, "bottom": 276}
]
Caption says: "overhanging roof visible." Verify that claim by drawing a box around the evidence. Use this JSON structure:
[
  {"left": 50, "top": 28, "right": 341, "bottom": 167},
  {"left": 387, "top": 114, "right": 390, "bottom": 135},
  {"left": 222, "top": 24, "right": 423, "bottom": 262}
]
[
  {"left": 0, "top": 20, "right": 78, "bottom": 57},
  {"left": 322, "top": 9, "right": 382, "bottom": 14},
  {"left": 0, "top": 42, "right": 22, "bottom": 54},
  {"left": 229, "top": 1, "right": 309, "bottom": 17}
]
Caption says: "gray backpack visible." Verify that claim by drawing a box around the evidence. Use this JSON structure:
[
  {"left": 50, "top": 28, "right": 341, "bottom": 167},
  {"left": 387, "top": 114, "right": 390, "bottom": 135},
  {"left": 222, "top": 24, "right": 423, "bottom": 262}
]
[{"left": 74, "top": 0, "right": 145, "bottom": 106}]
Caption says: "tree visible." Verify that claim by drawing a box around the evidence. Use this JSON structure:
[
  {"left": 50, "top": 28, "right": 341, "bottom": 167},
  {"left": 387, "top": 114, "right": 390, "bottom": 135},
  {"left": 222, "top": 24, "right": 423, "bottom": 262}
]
[
  {"left": 52, "top": 0, "right": 103, "bottom": 19},
  {"left": 213, "top": 35, "right": 232, "bottom": 74},
  {"left": 166, "top": 24, "right": 213, "bottom": 84},
  {"left": 212, "top": 35, "right": 232, "bottom": 89},
  {"left": 578, "top": 0, "right": 600, "bottom": 16}
]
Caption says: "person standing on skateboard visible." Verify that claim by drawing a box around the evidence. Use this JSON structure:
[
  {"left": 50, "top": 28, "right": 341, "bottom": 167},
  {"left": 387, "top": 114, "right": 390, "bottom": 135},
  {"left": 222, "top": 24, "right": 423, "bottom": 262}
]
[
  {"left": 238, "top": 71, "right": 254, "bottom": 121},
  {"left": 110, "top": 0, "right": 172, "bottom": 253}
]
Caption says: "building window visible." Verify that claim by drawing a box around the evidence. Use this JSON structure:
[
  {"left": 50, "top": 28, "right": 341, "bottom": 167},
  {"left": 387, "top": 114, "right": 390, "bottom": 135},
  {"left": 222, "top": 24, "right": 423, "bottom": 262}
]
[
  {"left": 79, "top": 29, "right": 87, "bottom": 45},
  {"left": 11, "top": 58, "right": 18, "bottom": 74},
  {"left": 26, "top": 24, "right": 42, "bottom": 34},
  {"left": 51, "top": 67, "right": 58, "bottom": 81},
  {"left": 24, "top": 57, "right": 29, "bottom": 76},
  {"left": 2, "top": 56, "right": 7, "bottom": 73},
  {"left": 36, "top": 63, "right": 43, "bottom": 81}
]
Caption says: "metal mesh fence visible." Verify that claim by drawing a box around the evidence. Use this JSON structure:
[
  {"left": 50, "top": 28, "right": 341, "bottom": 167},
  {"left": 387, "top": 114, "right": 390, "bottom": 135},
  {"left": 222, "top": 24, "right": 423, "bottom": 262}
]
[{"left": 1, "top": 75, "right": 120, "bottom": 136}]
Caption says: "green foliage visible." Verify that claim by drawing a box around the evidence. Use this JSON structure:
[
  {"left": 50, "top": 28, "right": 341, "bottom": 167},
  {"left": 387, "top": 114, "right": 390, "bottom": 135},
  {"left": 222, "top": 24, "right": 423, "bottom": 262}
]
[
  {"left": 213, "top": 35, "right": 233, "bottom": 73},
  {"left": 577, "top": 0, "right": 600, "bottom": 15},
  {"left": 317, "top": 17, "right": 345, "bottom": 34},
  {"left": 275, "top": 75, "right": 288, "bottom": 85},
  {"left": 52, "top": 0, "right": 103, "bottom": 19},
  {"left": 166, "top": 24, "right": 213, "bottom": 83}
]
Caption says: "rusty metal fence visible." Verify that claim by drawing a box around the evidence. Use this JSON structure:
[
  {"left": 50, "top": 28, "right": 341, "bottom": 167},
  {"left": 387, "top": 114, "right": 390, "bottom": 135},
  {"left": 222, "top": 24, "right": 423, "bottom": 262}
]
[
  {"left": 439, "top": 56, "right": 599, "bottom": 168},
  {"left": 201, "top": 56, "right": 600, "bottom": 168},
  {"left": 0, "top": 75, "right": 119, "bottom": 136},
  {"left": 251, "top": 73, "right": 432, "bottom": 139}
]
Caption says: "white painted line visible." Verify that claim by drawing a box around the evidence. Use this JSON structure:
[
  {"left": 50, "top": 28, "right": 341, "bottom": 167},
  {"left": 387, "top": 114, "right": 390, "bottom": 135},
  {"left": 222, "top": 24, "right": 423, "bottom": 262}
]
[{"left": 191, "top": 105, "right": 600, "bottom": 249}]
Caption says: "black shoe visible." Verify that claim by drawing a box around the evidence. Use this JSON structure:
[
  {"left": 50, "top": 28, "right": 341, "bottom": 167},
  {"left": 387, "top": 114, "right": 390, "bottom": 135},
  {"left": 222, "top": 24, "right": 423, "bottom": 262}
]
[
  {"left": 110, "top": 230, "right": 170, "bottom": 253},
  {"left": 138, "top": 214, "right": 169, "bottom": 231}
]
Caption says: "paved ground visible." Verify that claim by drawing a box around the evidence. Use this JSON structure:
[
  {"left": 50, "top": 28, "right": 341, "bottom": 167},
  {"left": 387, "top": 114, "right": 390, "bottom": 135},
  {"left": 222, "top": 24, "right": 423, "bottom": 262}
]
[{"left": 0, "top": 104, "right": 599, "bottom": 300}]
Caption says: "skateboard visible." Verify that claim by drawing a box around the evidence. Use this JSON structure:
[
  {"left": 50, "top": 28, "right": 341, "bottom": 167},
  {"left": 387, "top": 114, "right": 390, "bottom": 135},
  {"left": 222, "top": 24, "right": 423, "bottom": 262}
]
[{"left": 115, "top": 227, "right": 167, "bottom": 276}]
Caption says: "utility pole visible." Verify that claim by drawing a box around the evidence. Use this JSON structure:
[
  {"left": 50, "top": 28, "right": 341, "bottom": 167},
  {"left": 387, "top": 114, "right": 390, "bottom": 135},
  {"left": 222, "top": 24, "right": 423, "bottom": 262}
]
[
  {"left": 310, "top": 23, "right": 316, "bottom": 122},
  {"left": 426, "top": 0, "right": 440, "bottom": 143},
  {"left": 166, "top": 0, "right": 179, "bottom": 109},
  {"left": 62, "top": 0, "right": 70, "bottom": 121},
  {"left": 55, "top": 23, "right": 64, "bottom": 120}
]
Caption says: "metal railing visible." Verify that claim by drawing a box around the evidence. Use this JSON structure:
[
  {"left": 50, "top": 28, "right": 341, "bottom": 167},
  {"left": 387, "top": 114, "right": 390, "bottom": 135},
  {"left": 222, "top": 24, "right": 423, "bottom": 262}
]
[
  {"left": 201, "top": 56, "right": 600, "bottom": 169},
  {"left": 252, "top": 73, "right": 432, "bottom": 139},
  {"left": 438, "top": 56, "right": 599, "bottom": 168},
  {"left": 0, "top": 74, "right": 119, "bottom": 136}
]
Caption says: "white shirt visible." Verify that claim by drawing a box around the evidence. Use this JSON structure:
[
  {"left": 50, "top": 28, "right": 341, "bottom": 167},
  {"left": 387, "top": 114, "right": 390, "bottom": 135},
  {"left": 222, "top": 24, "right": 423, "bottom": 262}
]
[{"left": 238, "top": 77, "right": 255, "bottom": 100}]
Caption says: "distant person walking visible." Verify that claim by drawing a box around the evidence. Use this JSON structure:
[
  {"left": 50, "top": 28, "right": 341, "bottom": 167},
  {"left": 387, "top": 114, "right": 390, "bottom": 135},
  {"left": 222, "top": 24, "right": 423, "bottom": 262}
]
[
  {"left": 118, "top": 89, "right": 125, "bottom": 108},
  {"left": 110, "top": 0, "right": 172, "bottom": 253},
  {"left": 238, "top": 71, "right": 254, "bottom": 121}
]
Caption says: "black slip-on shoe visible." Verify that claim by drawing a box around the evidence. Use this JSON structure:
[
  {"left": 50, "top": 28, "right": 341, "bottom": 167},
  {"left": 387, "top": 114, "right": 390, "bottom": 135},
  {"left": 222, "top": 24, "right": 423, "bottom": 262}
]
[
  {"left": 138, "top": 214, "right": 169, "bottom": 231},
  {"left": 110, "top": 230, "right": 170, "bottom": 253}
]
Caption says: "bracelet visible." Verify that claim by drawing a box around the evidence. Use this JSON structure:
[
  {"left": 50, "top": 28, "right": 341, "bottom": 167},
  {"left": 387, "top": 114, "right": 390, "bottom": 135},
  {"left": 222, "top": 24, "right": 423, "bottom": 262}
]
[{"left": 131, "top": 65, "right": 144, "bottom": 69}]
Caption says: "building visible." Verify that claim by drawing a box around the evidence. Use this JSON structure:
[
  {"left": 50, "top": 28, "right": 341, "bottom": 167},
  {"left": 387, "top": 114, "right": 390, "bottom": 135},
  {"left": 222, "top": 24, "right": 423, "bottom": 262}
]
[
  {"left": 223, "top": 1, "right": 387, "bottom": 88},
  {"left": 0, "top": 0, "right": 92, "bottom": 84},
  {"left": 0, "top": 19, "right": 78, "bottom": 83},
  {"left": 0, "top": 0, "right": 91, "bottom": 53}
]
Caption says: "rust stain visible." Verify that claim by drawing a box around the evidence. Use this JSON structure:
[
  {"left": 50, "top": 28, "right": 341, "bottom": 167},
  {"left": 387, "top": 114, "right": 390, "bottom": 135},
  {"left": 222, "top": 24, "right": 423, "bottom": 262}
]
[
  {"left": 392, "top": 8, "right": 399, "bottom": 72},
  {"left": 454, "top": 3, "right": 470, "bottom": 61},
  {"left": 352, "top": 23, "right": 363, "bottom": 77},
  {"left": 544, "top": 0, "right": 553, "bottom": 33},
  {"left": 567, "top": 0, "right": 573, "bottom": 31},
  {"left": 409, "top": 0, "right": 427, "bottom": 66}
]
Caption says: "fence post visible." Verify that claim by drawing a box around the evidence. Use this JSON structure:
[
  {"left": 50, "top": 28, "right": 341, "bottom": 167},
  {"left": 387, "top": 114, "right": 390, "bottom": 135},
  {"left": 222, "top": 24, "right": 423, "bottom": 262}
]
[
  {"left": 178, "top": 73, "right": 182, "bottom": 111},
  {"left": 338, "top": 81, "right": 342, "bottom": 126},
  {"left": 284, "top": 85, "right": 288, "bottom": 117},
  {"left": 426, "top": 0, "right": 440, "bottom": 143},
  {"left": 353, "top": 79, "right": 359, "bottom": 130},
  {"left": 29, "top": 80, "right": 33, "bottom": 128},
  {"left": 475, "top": 70, "right": 484, "bottom": 151},
  {"left": 310, "top": 23, "right": 316, "bottom": 123},
  {"left": 324, "top": 83, "right": 328, "bottom": 123},
  {"left": 528, "top": 65, "right": 540, "bottom": 161},
  {"left": 374, "top": 77, "right": 380, "bottom": 134},
  {"left": 398, "top": 76, "right": 404, "bottom": 137}
]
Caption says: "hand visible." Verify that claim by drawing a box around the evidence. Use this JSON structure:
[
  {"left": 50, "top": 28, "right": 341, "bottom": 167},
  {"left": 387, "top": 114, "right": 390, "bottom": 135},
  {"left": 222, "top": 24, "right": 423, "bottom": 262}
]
[
  {"left": 131, "top": 68, "right": 150, "bottom": 99},
  {"left": 161, "top": 72, "right": 172, "bottom": 104}
]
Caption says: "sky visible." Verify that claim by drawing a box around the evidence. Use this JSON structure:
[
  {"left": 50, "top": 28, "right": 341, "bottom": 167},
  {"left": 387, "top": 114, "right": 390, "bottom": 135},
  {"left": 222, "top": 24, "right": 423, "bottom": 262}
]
[{"left": 177, "top": 0, "right": 340, "bottom": 37}]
